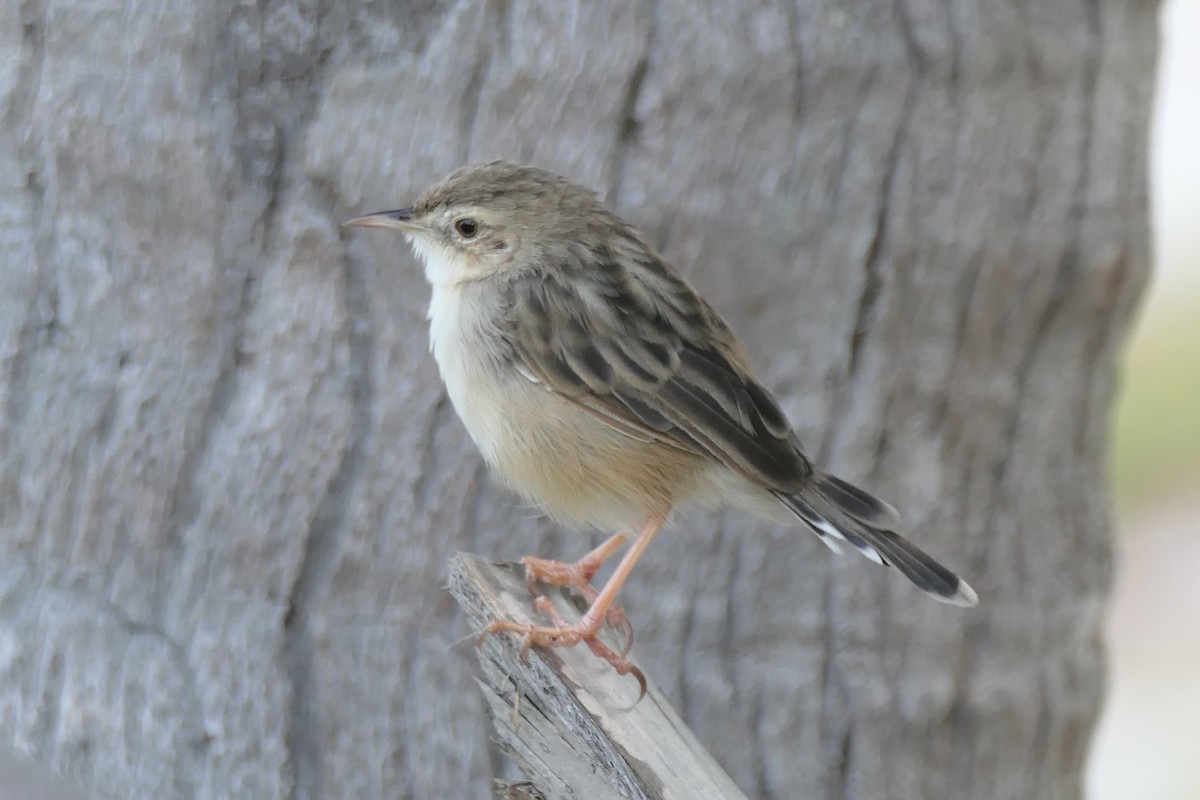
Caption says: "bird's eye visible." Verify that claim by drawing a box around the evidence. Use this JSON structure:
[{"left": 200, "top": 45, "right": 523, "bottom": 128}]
[{"left": 454, "top": 218, "right": 478, "bottom": 238}]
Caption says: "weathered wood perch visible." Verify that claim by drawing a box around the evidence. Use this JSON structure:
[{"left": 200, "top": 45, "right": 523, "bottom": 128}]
[{"left": 448, "top": 553, "right": 749, "bottom": 800}]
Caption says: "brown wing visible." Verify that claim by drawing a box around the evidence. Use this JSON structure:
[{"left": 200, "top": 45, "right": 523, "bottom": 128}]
[{"left": 499, "top": 243, "right": 813, "bottom": 493}]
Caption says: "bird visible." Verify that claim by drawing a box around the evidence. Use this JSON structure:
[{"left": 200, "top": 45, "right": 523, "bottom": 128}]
[{"left": 344, "top": 160, "right": 978, "bottom": 688}]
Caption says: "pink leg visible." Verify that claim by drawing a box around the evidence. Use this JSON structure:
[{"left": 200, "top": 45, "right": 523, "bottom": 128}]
[
  {"left": 519, "top": 531, "right": 633, "bottom": 653},
  {"left": 481, "top": 515, "right": 666, "bottom": 696}
]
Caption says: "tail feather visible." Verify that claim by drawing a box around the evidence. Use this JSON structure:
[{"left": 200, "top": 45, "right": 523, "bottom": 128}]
[
  {"left": 816, "top": 473, "right": 902, "bottom": 530},
  {"left": 780, "top": 492, "right": 880, "bottom": 562},
  {"left": 857, "top": 528, "right": 977, "bottom": 606},
  {"left": 774, "top": 474, "right": 979, "bottom": 608}
]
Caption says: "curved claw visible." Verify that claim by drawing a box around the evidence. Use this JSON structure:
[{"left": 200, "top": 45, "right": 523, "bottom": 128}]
[
  {"left": 578, "top": 627, "right": 646, "bottom": 703},
  {"left": 520, "top": 557, "right": 636, "bottom": 655},
  {"left": 477, "top": 619, "right": 517, "bottom": 651},
  {"left": 522, "top": 564, "right": 543, "bottom": 598},
  {"left": 632, "top": 666, "right": 647, "bottom": 703},
  {"left": 478, "top": 598, "right": 645, "bottom": 701},
  {"left": 606, "top": 607, "right": 634, "bottom": 656},
  {"left": 491, "top": 521, "right": 660, "bottom": 701},
  {"left": 517, "top": 632, "right": 534, "bottom": 661}
]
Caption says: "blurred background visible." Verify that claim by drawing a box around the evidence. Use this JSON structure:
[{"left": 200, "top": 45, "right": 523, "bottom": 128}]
[{"left": 1088, "top": 0, "right": 1200, "bottom": 797}]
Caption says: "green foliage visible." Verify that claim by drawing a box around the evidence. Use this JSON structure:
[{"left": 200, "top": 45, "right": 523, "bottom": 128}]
[{"left": 1112, "top": 292, "right": 1200, "bottom": 509}]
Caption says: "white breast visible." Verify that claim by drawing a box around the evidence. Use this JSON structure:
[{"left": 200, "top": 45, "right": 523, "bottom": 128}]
[
  {"left": 418, "top": 247, "right": 703, "bottom": 531},
  {"left": 427, "top": 281, "right": 512, "bottom": 467}
]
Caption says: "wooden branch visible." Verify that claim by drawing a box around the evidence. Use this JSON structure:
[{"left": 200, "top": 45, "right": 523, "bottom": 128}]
[{"left": 448, "top": 553, "right": 749, "bottom": 800}]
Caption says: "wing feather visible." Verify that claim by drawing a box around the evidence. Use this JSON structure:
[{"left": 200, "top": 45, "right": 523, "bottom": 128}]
[{"left": 500, "top": 248, "right": 812, "bottom": 493}]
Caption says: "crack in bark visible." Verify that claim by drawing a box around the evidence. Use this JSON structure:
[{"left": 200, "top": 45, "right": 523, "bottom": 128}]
[
  {"left": 0, "top": 267, "right": 47, "bottom": 531},
  {"left": 930, "top": 251, "right": 983, "bottom": 428},
  {"left": 816, "top": 547, "right": 839, "bottom": 798},
  {"left": 820, "top": 10, "right": 925, "bottom": 795},
  {"left": 781, "top": 0, "right": 806, "bottom": 129},
  {"left": 154, "top": 15, "right": 343, "bottom": 787},
  {"left": 1077, "top": 248, "right": 1131, "bottom": 458},
  {"left": 868, "top": 391, "right": 893, "bottom": 483},
  {"left": 1, "top": 0, "right": 50, "bottom": 525},
  {"left": 952, "top": 7, "right": 1104, "bottom": 796},
  {"left": 819, "top": 72, "right": 915, "bottom": 468},
  {"left": 606, "top": 52, "right": 649, "bottom": 208},
  {"left": 747, "top": 683, "right": 770, "bottom": 800},
  {"left": 674, "top": 543, "right": 699, "bottom": 724},
  {"left": 153, "top": 60, "right": 299, "bottom": 609},
  {"left": 155, "top": 263, "right": 260, "bottom": 615},
  {"left": 991, "top": 0, "right": 1099, "bottom": 503},
  {"left": 283, "top": 223, "right": 375, "bottom": 800},
  {"left": 942, "top": 0, "right": 962, "bottom": 99},
  {"left": 842, "top": 3, "right": 921, "bottom": 386},
  {"left": 462, "top": 460, "right": 489, "bottom": 561},
  {"left": 606, "top": 3, "right": 655, "bottom": 208},
  {"left": 895, "top": 0, "right": 931, "bottom": 79},
  {"left": 157, "top": 9, "right": 317, "bottom": 611},
  {"left": 933, "top": 0, "right": 1057, "bottom": 442},
  {"left": 717, "top": 519, "right": 742, "bottom": 707},
  {"left": 31, "top": 634, "right": 65, "bottom": 756},
  {"left": 1016, "top": 12, "right": 1059, "bottom": 242},
  {"left": 837, "top": 724, "right": 855, "bottom": 799},
  {"left": 716, "top": 527, "right": 755, "bottom": 792},
  {"left": 100, "top": 594, "right": 211, "bottom": 782},
  {"left": 826, "top": 66, "right": 879, "bottom": 214},
  {"left": 411, "top": 393, "right": 454, "bottom": 513},
  {"left": 10, "top": 0, "right": 46, "bottom": 130},
  {"left": 1024, "top": 674, "right": 1054, "bottom": 798}
]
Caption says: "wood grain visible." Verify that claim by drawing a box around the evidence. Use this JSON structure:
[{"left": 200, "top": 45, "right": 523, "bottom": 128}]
[{"left": 448, "top": 553, "right": 749, "bottom": 800}]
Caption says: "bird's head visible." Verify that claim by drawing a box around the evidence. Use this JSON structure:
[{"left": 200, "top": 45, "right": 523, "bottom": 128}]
[{"left": 344, "top": 160, "right": 618, "bottom": 286}]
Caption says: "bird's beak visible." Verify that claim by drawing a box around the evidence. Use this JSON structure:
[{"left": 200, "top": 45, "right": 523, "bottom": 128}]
[{"left": 341, "top": 207, "right": 420, "bottom": 233}]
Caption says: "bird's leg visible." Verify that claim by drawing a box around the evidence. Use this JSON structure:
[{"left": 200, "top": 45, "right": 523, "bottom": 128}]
[
  {"left": 519, "top": 531, "right": 632, "bottom": 651},
  {"left": 481, "top": 514, "right": 666, "bottom": 694},
  {"left": 524, "top": 597, "right": 646, "bottom": 700},
  {"left": 520, "top": 531, "right": 629, "bottom": 591}
]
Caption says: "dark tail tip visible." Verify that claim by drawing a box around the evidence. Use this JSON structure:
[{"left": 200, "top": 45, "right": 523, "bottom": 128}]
[
  {"left": 777, "top": 481, "right": 979, "bottom": 608},
  {"left": 862, "top": 528, "right": 979, "bottom": 607}
]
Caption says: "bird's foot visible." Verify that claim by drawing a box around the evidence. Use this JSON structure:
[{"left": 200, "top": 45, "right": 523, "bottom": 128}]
[
  {"left": 520, "top": 553, "right": 633, "bottom": 654},
  {"left": 481, "top": 596, "right": 646, "bottom": 700}
]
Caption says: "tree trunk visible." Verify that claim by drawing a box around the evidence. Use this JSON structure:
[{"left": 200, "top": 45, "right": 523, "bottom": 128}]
[{"left": 0, "top": 1, "right": 1154, "bottom": 799}]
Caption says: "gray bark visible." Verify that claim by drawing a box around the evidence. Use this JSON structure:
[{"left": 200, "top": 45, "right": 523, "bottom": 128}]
[{"left": 0, "top": 1, "right": 1154, "bottom": 799}]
